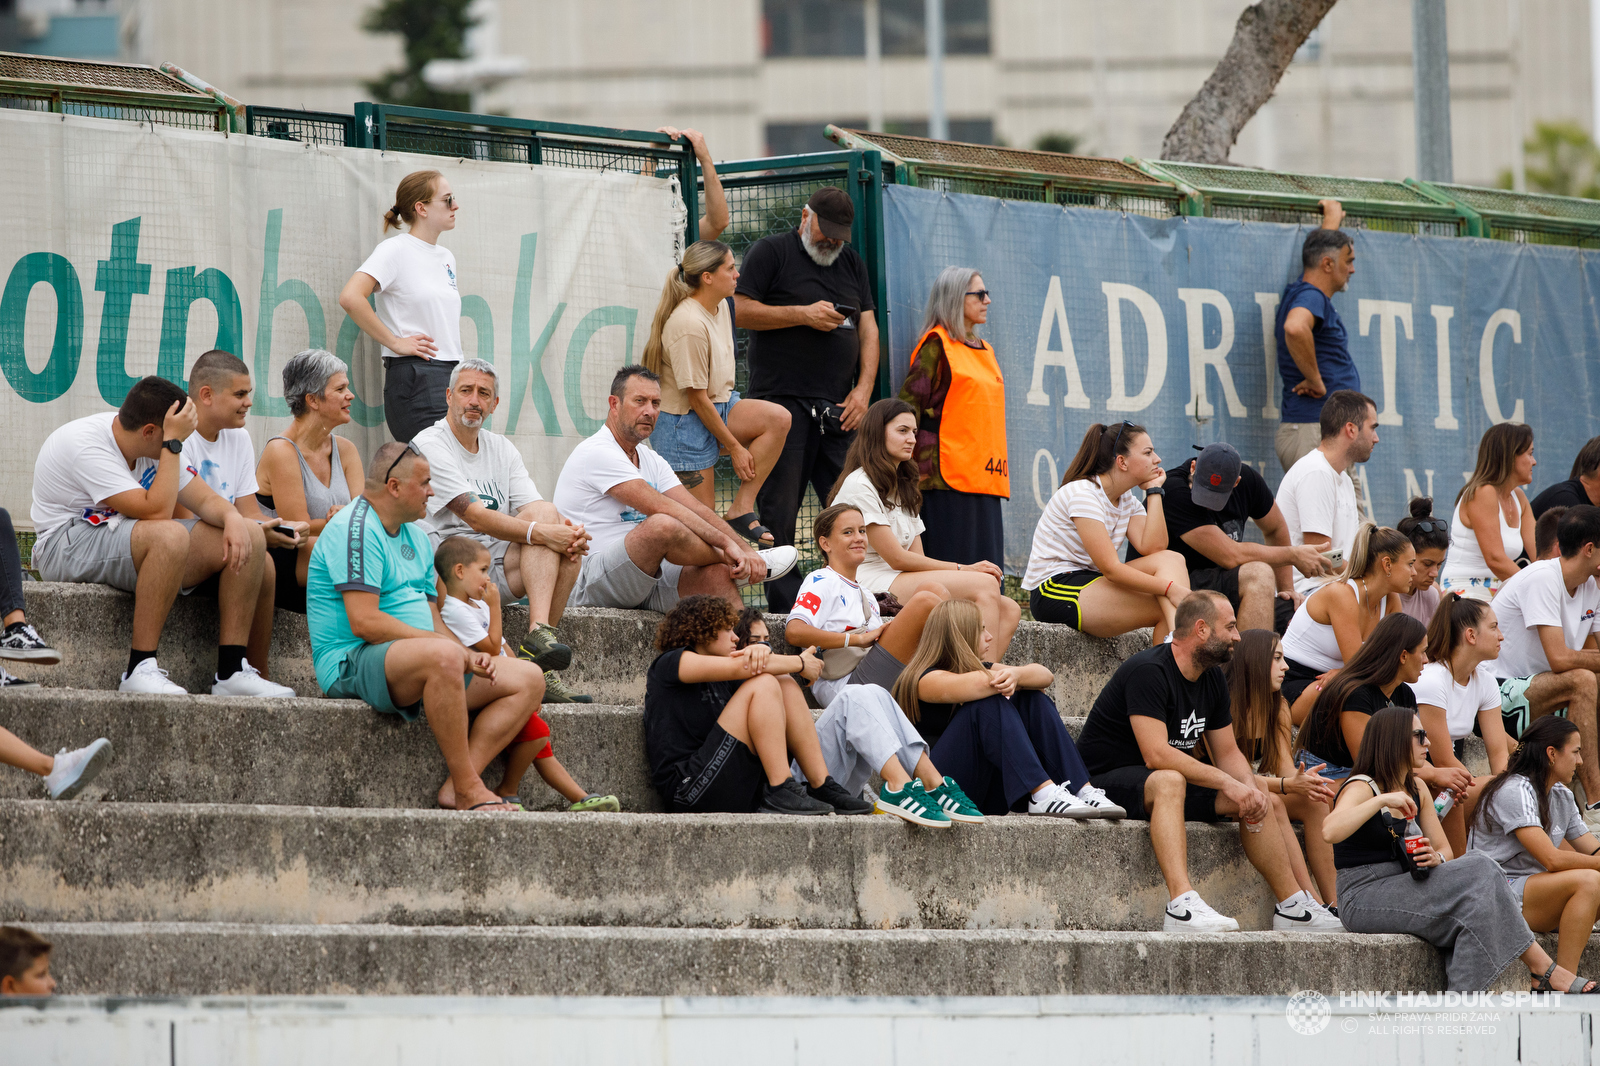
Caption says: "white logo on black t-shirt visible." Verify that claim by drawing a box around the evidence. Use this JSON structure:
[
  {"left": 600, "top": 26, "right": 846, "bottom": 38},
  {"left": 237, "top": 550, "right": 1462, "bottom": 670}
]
[{"left": 1178, "top": 709, "right": 1205, "bottom": 740}]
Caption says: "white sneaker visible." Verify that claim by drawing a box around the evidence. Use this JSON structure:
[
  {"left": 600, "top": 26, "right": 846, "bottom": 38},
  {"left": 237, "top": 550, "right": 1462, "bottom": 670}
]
[
  {"left": 1164, "top": 890, "right": 1240, "bottom": 932},
  {"left": 119, "top": 658, "right": 185, "bottom": 695},
  {"left": 1075, "top": 783, "right": 1127, "bottom": 819},
  {"left": 742, "top": 545, "right": 798, "bottom": 585},
  {"left": 211, "top": 660, "right": 295, "bottom": 698},
  {"left": 1273, "top": 896, "right": 1344, "bottom": 932},
  {"left": 1027, "top": 782, "right": 1098, "bottom": 819},
  {"left": 44, "top": 738, "right": 114, "bottom": 800}
]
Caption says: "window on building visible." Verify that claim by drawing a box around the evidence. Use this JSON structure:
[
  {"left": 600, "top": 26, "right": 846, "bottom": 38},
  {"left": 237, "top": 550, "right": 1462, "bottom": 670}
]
[
  {"left": 882, "top": 0, "right": 990, "bottom": 56},
  {"left": 766, "top": 119, "right": 867, "bottom": 158},
  {"left": 763, "top": 0, "right": 865, "bottom": 57},
  {"left": 885, "top": 117, "right": 995, "bottom": 144}
]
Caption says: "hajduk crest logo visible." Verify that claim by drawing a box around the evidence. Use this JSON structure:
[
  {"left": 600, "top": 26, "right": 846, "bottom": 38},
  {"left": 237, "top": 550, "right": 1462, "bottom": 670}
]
[{"left": 1285, "top": 989, "right": 1331, "bottom": 1035}]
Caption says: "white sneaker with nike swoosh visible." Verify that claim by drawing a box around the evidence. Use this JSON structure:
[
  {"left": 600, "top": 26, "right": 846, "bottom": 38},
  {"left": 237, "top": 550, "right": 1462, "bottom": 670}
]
[
  {"left": 1163, "top": 890, "right": 1239, "bottom": 932},
  {"left": 1273, "top": 894, "right": 1344, "bottom": 932}
]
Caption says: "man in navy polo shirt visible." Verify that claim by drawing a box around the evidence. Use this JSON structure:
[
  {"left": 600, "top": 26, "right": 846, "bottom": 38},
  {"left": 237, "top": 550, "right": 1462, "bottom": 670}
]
[{"left": 1274, "top": 199, "right": 1358, "bottom": 474}]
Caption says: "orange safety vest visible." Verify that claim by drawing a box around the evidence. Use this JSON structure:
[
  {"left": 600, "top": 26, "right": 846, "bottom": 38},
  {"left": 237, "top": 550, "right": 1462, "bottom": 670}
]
[{"left": 912, "top": 324, "right": 1009, "bottom": 497}]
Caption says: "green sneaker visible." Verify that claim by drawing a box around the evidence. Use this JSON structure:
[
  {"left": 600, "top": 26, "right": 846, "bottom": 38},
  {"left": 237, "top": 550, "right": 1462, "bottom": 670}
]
[
  {"left": 874, "top": 780, "right": 951, "bottom": 828},
  {"left": 542, "top": 670, "right": 593, "bottom": 704},
  {"left": 570, "top": 793, "right": 621, "bottom": 813},
  {"left": 517, "top": 623, "right": 572, "bottom": 672},
  {"left": 925, "top": 776, "right": 985, "bottom": 824}
]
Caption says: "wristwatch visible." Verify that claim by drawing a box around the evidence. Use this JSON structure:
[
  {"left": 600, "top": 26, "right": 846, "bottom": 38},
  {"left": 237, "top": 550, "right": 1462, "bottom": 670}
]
[
  {"left": 1144, "top": 486, "right": 1165, "bottom": 498},
  {"left": 162, "top": 439, "right": 184, "bottom": 455}
]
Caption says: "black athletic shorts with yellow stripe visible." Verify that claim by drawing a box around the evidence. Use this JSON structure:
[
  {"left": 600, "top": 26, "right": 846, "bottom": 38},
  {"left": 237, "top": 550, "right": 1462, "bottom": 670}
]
[{"left": 1028, "top": 569, "right": 1102, "bottom": 629}]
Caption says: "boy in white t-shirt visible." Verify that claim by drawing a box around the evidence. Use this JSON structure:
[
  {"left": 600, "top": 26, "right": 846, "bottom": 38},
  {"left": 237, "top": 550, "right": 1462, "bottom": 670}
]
[
  {"left": 433, "top": 537, "right": 617, "bottom": 813},
  {"left": 178, "top": 350, "right": 309, "bottom": 684}
]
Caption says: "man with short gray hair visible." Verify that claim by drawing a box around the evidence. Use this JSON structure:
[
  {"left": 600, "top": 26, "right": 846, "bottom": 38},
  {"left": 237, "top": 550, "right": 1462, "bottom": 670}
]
[{"left": 412, "top": 358, "right": 594, "bottom": 702}]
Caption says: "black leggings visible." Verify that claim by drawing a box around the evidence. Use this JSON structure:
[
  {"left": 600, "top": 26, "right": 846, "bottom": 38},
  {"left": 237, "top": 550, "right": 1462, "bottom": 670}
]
[{"left": 0, "top": 508, "right": 24, "bottom": 618}]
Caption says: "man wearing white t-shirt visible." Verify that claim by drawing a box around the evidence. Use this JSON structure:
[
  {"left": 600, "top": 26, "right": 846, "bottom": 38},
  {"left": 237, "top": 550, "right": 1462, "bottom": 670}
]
[
  {"left": 1489, "top": 506, "right": 1600, "bottom": 818},
  {"left": 413, "top": 358, "right": 593, "bottom": 703},
  {"left": 178, "top": 350, "right": 310, "bottom": 684},
  {"left": 552, "top": 366, "right": 797, "bottom": 612},
  {"left": 29, "top": 376, "right": 286, "bottom": 696},
  {"left": 1274, "top": 390, "right": 1379, "bottom": 596}
]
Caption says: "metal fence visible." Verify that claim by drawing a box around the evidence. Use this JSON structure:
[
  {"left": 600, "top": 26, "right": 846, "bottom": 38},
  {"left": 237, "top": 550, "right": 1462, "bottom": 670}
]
[{"left": 0, "top": 52, "right": 231, "bottom": 132}]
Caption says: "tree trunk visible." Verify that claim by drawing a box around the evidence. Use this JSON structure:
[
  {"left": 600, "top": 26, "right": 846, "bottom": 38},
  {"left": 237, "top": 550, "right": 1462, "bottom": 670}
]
[{"left": 1161, "top": 0, "right": 1339, "bottom": 164}]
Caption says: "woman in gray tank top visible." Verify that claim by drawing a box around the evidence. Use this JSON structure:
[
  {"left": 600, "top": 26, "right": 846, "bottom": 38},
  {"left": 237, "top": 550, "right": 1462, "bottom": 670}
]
[{"left": 254, "top": 349, "right": 365, "bottom": 612}]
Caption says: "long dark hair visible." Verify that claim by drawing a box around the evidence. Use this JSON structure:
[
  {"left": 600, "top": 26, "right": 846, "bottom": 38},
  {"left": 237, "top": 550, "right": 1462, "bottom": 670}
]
[
  {"left": 1060, "top": 421, "right": 1147, "bottom": 486},
  {"left": 1425, "top": 592, "right": 1490, "bottom": 665},
  {"left": 1222, "top": 629, "right": 1290, "bottom": 770},
  {"left": 829, "top": 398, "right": 922, "bottom": 515},
  {"left": 1347, "top": 705, "right": 1422, "bottom": 802},
  {"left": 1301, "top": 612, "right": 1428, "bottom": 759},
  {"left": 1473, "top": 715, "right": 1580, "bottom": 836}
]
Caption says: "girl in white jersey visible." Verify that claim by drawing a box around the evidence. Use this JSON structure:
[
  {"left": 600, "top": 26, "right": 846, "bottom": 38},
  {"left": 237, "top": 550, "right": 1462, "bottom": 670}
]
[
  {"left": 1281, "top": 523, "right": 1415, "bottom": 725},
  {"left": 339, "top": 169, "right": 463, "bottom": 444}
]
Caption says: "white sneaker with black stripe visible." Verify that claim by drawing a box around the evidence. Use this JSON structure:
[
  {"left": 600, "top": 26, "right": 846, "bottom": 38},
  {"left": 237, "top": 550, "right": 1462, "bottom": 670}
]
[
  {"left": 1074, "top": 783, "right": 1127, "bottom": 819},
  {"left": 1273, "top": 894, "right": 1344, "bottom": 932},
  {"left": 1163, "top": 890, "right": 1240, "bottom": 932},
  {"left": 875, "top": 780, "right": 952, "bottom": 828},
  {"left": 1027, "top": 782, "right": 1097, "bottom": 819}
]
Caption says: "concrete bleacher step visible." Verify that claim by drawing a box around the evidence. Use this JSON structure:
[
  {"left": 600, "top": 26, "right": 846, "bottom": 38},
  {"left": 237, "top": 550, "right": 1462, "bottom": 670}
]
[
  {"left": 19, "top": 583, "right": 1149, "bottom": 714},
  {"left": 2, "top": 799, "right": 1299, "bottom": 933},
  {"left": 0, "top": 688, "right": 1493, "bottom": 814},
  {"left": 29, "top": 922, "right": 1456, "bottom": 996}
]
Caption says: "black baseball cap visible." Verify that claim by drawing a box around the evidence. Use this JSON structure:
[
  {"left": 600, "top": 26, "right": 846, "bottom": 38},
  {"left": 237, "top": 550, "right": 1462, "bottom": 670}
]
[
  {"left": 1190, "top": 442, "right": 1242, "bottom": 510},
  {"left": 807, "top": 187, "right": 854, "bottom": 241}
]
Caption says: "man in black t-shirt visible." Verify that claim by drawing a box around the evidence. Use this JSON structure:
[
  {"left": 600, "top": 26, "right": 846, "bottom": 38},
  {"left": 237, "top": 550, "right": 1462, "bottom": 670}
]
[
  {"left": 1532, "top": 436, "right": 1600, "bottom": 518},
  {"left": 734, "top": 186, "right": 878, "bottom": 611},
  {"left": 1134, "top": 442, "right": 1333, "bottom": 634},
  {"left": 1078, "top": 591, "right": 1340, "bottom": 933}
]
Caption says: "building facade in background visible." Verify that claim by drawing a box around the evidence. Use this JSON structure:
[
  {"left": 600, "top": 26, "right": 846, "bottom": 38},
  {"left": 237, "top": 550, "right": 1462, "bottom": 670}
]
[{"left": 16, "top": 0, "right": 1595, "bottom": 187}]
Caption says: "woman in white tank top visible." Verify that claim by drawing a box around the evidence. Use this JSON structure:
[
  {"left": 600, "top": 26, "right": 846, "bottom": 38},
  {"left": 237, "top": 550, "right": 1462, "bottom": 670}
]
[
  {"left": 1281, "top": 523, "right": 1416, "bottom": 726},
  {"left": 1441, "top": 423, "right": 1536, "bottom": 601}
]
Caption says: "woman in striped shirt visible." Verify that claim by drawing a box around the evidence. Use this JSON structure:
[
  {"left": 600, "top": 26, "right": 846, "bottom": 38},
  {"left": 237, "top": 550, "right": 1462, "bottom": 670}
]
[{"left": 1022, "top": 421, "right": 1190, "bottom": 643}]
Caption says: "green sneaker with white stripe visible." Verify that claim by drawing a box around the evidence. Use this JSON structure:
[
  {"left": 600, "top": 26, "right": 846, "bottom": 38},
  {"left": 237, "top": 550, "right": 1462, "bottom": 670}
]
[
  {"left": 874, "top": 780, "right": 951, "bottom": 828},
  {"left": 924, "top": 776, "right": 985, "bottom": 823}
]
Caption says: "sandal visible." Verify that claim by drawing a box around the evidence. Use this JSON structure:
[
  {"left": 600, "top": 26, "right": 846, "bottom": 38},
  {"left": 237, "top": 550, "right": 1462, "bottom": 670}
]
[
  {"left": 726, "top": 512, "right": 773, "bottom": 546},
  {"left": 466, "top": 799, "right": 517, "bottom": 812},
  {"left": 1532, "top": 961, "right": 1599, "bottom": 993}
]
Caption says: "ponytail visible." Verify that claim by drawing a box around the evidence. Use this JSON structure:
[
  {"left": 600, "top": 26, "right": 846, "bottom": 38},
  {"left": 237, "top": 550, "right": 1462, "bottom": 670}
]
[
  {"left": 1341, "top": 522, "right": 1409, "bottom": 582},
  {"left": 384, "top": 169, "right": 443, "bottom": 233},
  {"left": 641, "top": 239, "right": 732, "bottom": 377},
  {"left": 1424, "top": 591, "right": 1490, "bottom": 664},
  {"left": 1060, "top": 421, "right": 1145, "bottom": 486}
]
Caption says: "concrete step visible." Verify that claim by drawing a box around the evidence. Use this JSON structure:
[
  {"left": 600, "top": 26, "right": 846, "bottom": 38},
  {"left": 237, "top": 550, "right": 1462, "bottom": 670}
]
[
  {"left": 19, "top": 583, "right": 1148, "bottom": 713},
  {"left": 28, "top": 921, "right": 1452, "bottom": 996},
  {"left": 1, "top": 799, "right": 1292, "bottom": 932},
  {"left": 0, "top": 688, "right": 1492, "bottom": 813}
]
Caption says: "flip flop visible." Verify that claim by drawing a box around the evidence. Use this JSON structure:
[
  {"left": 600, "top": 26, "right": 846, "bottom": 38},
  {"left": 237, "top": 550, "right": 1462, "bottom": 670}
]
[
  {"left": 726, "top": 512, "right": 773, "bottom": 546},
  {"left": 467, "top": 799, "right": 517, "bottom": 812}
]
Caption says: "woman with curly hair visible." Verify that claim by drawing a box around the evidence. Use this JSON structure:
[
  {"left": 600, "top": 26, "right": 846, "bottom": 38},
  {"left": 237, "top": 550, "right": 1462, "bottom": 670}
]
[{"left": 644, "top": 594, "right": 871, "bottom": 816}]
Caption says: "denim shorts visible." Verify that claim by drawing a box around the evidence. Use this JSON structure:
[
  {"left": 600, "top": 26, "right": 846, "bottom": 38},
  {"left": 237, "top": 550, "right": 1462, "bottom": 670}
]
[
  {"left": 650, "top": 391, "right": 740, "bottom": 472},
  {"left": 1294, "top": 748, "right": 1352, "bottom": 781}
]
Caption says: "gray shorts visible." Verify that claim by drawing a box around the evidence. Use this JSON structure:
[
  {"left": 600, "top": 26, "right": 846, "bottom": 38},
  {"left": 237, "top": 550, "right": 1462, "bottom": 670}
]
[
  {"left": 33, "top": 519, "right": 139, "bottom": 592},
  {"left": 426, "top": 532, "right": 526, "bottom": 606},
  {"left": 570, "top": 535, "right": 682, "bottom": 612}
]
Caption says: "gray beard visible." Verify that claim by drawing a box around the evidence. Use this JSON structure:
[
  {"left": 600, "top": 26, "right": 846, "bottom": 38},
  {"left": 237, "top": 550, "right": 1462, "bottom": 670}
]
[{"left": 800, "top": 224, "right": 844, "bottom": 267}]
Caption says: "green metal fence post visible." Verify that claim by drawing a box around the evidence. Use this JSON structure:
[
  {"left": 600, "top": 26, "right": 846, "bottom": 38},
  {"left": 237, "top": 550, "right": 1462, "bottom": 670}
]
[
  {"left": 859, "top": 149, "right": 891, "bottom": 400},
  {"left": 352, "top": 103, "right": 378, "bottom": 150},
  {"left": 1404, "top": 178, "right": 1488, "bottom": 237},
  {"left": 680, "top": 146, "right": 700, "bottom": 246}
]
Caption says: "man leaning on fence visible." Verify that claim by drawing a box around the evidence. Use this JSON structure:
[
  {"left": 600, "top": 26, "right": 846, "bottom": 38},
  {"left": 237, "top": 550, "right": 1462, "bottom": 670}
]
[
  {"left": 734, "top": 186, "right": 879, "bottom": 612},
  {"left": 1274, "top": 199, "right": 1358, "bottom": 475}
]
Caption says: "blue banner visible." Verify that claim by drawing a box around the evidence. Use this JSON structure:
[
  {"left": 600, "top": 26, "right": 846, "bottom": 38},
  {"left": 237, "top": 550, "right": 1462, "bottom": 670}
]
[{"left": 882, "top": 183, "right": 1598, "bottom": 574}]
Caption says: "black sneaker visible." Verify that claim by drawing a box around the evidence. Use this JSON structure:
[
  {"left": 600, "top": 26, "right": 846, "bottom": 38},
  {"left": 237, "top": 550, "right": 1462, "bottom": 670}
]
[
  {"left": 807, "top": 775, "right": 873, "bottom": 815},
  {"left": 0, "top": 666, "right": 37, "bottom": 688},
  {"left": 759, "top": 777, "right": 834, "bottom": 816},
  {"left": 0, "top": 622, "right": 59, "bottom": 664}
]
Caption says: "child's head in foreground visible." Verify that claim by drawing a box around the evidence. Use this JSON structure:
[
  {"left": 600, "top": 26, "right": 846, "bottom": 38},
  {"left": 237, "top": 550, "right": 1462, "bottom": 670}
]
[
  {"left": 435, "top": 536, "right": 492, "bottom": 600},
  {"left": 0, "top": 926, "right": 54, "bottom": 996}
]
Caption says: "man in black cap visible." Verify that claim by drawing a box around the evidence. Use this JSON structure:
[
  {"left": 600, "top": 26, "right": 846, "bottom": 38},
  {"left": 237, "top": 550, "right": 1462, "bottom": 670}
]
[
  {"left": 1133, "top": 443, "right": 1334, "bottom": 634},
  {"left": 734, "top": 185, "right": 879, "bottom": 611}
]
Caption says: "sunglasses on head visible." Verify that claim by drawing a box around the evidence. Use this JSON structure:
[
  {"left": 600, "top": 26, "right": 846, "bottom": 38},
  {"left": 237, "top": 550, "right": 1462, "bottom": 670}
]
[
  {"left": 1107, "top": 420, "right": 1136, "bottom": 450},
  {"left": 384, "top": 439, "right": 422, "bottom": 483},
  {"left": 1411, "top": 519, "right": 1447, "bottom": 535}
]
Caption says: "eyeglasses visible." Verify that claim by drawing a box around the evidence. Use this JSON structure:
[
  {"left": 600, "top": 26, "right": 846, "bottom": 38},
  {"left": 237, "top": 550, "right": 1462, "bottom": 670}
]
[
  {"left": 384, "top": 440, "right": 422, "bottom": 483},
  {"left": 965, "top": 289, "right": 991, "bottom": 301},
  {"left": 1411, "top": 519, "right": 1447, "bottom": 535},
  {"left": 1413, "top": 729, "right": 1430, "bottom": 743}
]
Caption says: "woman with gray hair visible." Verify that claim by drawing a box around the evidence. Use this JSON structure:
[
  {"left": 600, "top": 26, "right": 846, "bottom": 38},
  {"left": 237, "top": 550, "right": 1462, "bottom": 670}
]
[
  {"left": 253, "top": 349, "right": 365, "bottom": 612},
  {"left": 898, "top": 267, "right": 1008, "bottom": 567}
]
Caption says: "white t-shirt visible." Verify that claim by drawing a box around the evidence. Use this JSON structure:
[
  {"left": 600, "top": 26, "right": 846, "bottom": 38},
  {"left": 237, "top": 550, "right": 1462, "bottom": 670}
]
[
  {"left": 831, "top": 468, "right": 926, "bottom": 595},
  {"left": 1490, "top": 558, "right": 1600, "bottom": 678},
  {"left": 439, "top": 592, "right": 492, "bottom": 649},
  {"left": 552, "top": 427, "right": 680, "bottom": 555},
  {"left": 1276, "top": 449, "right": 1360, "bottom": 596},
  {"left": 31, "top": 412, "right": 196, "bottom": 547},
  {"left": 1023, "top": 477, "right": 1142, "bottom": 590},
  {"left": 787, "top": 566, "right": 882, "bottom": 707},
  {"left": 356, "top": 233, "right": 463, "bottom": 363},
  {"left": 413, "top": 419, "right": 541, "bottom": 544},
  {"left": 181, "top": 427, "right": 258, "bottom": 505},
  {"left": 1411, "top": 661, "right": 1503, "bottom": 739}
]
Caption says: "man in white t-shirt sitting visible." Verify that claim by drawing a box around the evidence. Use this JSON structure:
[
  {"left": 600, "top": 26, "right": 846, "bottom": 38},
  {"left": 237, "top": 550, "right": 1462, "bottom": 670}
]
[
  {"left": 1275, "top": 390, "right": 1379, "bottom": 596},
  {"left": 178, "top": 349, "right": 310, "bottom": 683},
  {"left": 413, "top": 358, "right": 594, "bottom": 703},
  {"left": 29, "top": 375, "right": 288, "bottom": 696},
  {"left": 1489, "top": 505, "right": 1600, "bottom": 821},
  {"left": 552, "top": 366, "right": 797, "bottom": 612}
]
